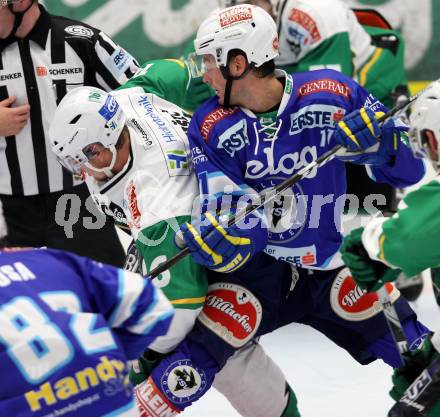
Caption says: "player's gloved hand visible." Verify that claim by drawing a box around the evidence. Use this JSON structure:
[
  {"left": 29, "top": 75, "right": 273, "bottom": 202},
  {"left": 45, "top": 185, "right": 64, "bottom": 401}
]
[
  {"left": 178, "top": 210, "right": 267, "bottom": 273},
  {"left": 340, "top": 227, "right": 400, "bottom": 292},
  {"left": 130, "top": 349, "right": 167, "bottom": 386},
  {"left": 390, "top": 332, "right": 440, "bottom": 401},
  {"left": 334, "top": 108, "right": 398, "bottom": 165}
]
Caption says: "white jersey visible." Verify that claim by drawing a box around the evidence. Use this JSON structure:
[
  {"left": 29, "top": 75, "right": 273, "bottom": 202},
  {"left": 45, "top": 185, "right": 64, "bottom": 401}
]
[
  {"left": 276, "top": 0, "right": 374, "bottom": 70},
  {"left": 87, "top": 87, "right": 196, "bottom": 240},
  {"left": 86, "top": 87, "right": 201, "bottom": 354}
]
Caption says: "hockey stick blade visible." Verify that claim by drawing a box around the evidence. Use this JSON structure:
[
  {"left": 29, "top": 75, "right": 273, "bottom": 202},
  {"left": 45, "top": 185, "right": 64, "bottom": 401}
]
[{"left": 388, "top": 356, "right": 440, "bottom": 417}]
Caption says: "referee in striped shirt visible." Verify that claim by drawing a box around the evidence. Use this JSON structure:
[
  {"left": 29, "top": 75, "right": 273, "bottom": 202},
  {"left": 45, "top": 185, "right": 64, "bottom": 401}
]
[{"left": 0, "top": 0, "right": 139, "bottom": 265}]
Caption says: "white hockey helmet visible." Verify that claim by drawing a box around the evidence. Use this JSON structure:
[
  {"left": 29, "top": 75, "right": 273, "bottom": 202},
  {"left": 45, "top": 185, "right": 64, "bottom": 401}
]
[
  {"left": 49, "top": 86, "right": 126, "bottom": 178},
  {"left": 409, "top": 81, "right": 440, "bottom": 170},
  {"left": 195, "top": 4, "right": 279, "bottom": 69}
]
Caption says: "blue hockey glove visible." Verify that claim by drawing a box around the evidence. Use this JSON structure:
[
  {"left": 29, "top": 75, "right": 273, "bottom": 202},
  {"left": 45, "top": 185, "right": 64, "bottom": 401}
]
[
  {"left": 334, "top": 108, "right": 399, "bottom": 165},
  {"left": 178, "top": 211, "right": 267, "bottom": 273}
]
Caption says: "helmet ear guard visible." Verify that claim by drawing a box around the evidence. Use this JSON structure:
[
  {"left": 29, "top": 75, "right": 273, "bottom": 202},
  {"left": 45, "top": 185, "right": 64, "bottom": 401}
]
[{"left": 409, "top": 81, "right": 440, "bottom": 170}]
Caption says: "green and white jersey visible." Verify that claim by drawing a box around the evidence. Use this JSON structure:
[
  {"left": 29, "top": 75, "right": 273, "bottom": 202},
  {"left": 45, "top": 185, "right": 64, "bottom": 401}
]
[
  {"left": 86, "top": 87, "right": 207, "bottom": 353},
  {"left": 277, "top": 0, "right": 374, "bottom": 73},
  {"left": 276, "top": 0, "right": 406, "bottom": 105},
  {"left": 362, "top": 177, "right": 440, "bottom": 288}
]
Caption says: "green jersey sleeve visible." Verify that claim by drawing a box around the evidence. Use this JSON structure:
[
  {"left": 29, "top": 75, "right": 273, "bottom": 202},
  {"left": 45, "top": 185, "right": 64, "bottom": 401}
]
[
  {"left": 117, "top": 59, "right": 190, "bottom": 108},
  {"left": 363, "top": 179, "right": 440, "bottom": 278},
  {"left": 136, "top": 215, "right": 208, "bottom": 310}
]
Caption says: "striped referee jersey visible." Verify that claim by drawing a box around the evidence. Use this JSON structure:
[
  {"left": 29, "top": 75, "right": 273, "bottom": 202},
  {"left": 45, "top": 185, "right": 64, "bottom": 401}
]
[{"left": 0, "top": 5, "right": 139, "bottom": 196}]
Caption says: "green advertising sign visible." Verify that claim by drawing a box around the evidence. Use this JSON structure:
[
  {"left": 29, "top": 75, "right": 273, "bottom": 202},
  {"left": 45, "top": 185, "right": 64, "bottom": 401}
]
[{"left": 43, "top": 0, "right": 439, "bottom": 81}]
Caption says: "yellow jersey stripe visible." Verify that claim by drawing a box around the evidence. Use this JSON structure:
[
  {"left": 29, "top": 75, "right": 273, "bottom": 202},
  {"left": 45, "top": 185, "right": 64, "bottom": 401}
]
[
  {"left": 164, "top": 58, "right": 185, "bottom": 68},
  {"left": 171, "top": 296, "right": 206, "bottom": 305},
  {"left": 378, "top": 234, "right": 386, "bottom": 261},
  {"left": 359, "top": 48, "right": 383, "bottom": 87}
]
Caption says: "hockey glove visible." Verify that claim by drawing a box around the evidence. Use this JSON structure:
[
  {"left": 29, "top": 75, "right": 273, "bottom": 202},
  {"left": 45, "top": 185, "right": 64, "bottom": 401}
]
[
  {"left": 334, "top": 108, "right": 398, "bottom": 165},
  {"left": 340, "top": 227, "right": 400, "bottom": 292},
  {"left": 178, "top": 211, "right": 267, "bottom": 273},
  {"left": 389, "top": 332, "right": 440, "bottom": 417},
  {"left": 130, "top": 349, "right": 167, "bottom": 386}
]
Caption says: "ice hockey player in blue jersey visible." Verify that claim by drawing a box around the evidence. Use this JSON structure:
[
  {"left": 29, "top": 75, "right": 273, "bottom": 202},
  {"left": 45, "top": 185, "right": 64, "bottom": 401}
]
[
  {"left": 129, "top": 5, "right": 431, "bottom": 415},
  {"left": 0, "top": 221, "right": 173, "bottom": 417}
]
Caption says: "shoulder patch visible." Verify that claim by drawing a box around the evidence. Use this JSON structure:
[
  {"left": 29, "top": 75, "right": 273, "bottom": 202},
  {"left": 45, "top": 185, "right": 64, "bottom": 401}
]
[
  {"left": 288, "top": 9, "right": 321, "bottom": 44},
  {"left": 65, "top": 25, "right": 94, "bottom": 38},
  {"left": 200, "top": 107, "right": 236, "bottom": 141},
  {"left": 298, "top": 78, "right": 351, "bottom": 98}
]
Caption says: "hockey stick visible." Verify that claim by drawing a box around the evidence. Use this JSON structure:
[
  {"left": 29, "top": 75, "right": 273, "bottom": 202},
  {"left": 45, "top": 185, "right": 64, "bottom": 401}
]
[
  {"left": 388, "top": 354, "right": 440, "bottom": 417},
  {"left": 144, "top": 83, "right": 434, "bottom": 280},
  {"left": 377, "top": 285, "right": 409, "bottom": 365}
]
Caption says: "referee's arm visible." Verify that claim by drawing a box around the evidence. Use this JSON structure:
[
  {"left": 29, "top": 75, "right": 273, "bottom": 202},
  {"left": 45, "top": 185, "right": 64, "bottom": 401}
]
[{"left": 93, "top": 30, "right": 140, "bottom": 90}]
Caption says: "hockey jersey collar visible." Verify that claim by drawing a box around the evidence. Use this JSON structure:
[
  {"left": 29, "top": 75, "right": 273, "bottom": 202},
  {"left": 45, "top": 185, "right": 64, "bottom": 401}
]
[
  {"left": 240, "top": 69, "right": 293, "bottom": 119},
  {"left": 0, "top": 5, "right": 51, "bottom": 52}
]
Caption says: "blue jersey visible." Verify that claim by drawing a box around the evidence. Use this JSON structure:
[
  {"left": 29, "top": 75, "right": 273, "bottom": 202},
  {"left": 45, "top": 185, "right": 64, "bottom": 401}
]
[
  {"left": 188, "top": 69, "right": 425, "bottom": 270},
  {"left": 0, "top": 248, "right": 173, "bottom": 417}
]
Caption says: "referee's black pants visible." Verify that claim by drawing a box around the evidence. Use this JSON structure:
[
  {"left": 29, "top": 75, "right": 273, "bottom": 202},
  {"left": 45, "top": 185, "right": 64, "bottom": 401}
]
[{"left": 0, "top": 183, "right": 125, "bottom": 267}]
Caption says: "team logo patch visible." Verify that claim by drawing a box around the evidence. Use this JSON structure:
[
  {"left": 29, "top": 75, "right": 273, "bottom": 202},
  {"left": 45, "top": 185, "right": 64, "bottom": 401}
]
[
  {"left": 298, "top": 79, "right": 352, "bottom": 98},
  {"left": 200, "top": 107, "right": 236, "bottom": 141},
  {"left": 219, "top": 6, "right": 253, "bottom": 28},
  {"left": 134, "top": 379, "right": 179, "bottom": 417},
  {"left": 255, "top": 178, "right": 308, "bottom": 244},
  {"left": 166, "top": 150, "right": 190, "bottom": 175},
  {"left": 330, "top": 268, "right": 400, "bottom": 321},
  {"left": 161, "top": 360, "right": 207, "bottom": 404},
  {"left": 199, "top": 283, "right": 262, "bottom": 347},
  {"left": 288, "top": 9, "right": 321, "bottom": 44},
  {"left": 65, "top": 25, "right": 94, "bottom": 38},
  {"left": 98, "top": 95, "right": 119, "bottom": 122},
  {"left": 217, "top": 119, "right": 249, "bottom": 157}
]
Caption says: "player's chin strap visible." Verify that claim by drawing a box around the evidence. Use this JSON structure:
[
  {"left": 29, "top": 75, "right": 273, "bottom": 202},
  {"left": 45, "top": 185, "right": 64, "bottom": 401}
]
[
  {"left": 85, "top": 145, "right": 117, "bottom": 179},
  {"left": 220, "top": 61, "right": 253, "bottom": 108},
  {"left": 7, "top": 0, "right": 35, "bottom": 38}
]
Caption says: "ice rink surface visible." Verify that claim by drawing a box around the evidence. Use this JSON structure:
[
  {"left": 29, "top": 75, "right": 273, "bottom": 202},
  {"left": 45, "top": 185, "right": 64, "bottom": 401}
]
[{"left": 184, "top": 275, "right": 438, "bottom": 417}]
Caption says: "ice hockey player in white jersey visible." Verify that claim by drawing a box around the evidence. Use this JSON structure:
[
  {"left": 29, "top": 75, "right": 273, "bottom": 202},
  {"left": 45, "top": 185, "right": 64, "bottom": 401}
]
[
  {"left": 0, "top": 240, "right": 173, "bottom": 416},
  {"left": 49, "top": 86, "right": 300, "bottom": 417}
]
